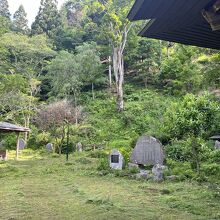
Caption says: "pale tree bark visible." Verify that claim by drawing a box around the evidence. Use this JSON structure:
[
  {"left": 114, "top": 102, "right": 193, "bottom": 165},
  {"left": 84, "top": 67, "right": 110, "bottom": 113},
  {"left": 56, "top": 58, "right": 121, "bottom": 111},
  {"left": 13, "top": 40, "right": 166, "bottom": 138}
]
[
  {"left": 111, "top": 23, "right": 132, "bottom": 112},
  {"left": 73, "top": 91, "right": 78, "bottom": 126},
  {"left": 92, "top": 83, "right": 95, "bottom": 100},
  {"left": 24, "top": 116, "right": 30, "bottom": 143},
  {"left": 108, "top": 56, "right": 112, "bottom": 88}
]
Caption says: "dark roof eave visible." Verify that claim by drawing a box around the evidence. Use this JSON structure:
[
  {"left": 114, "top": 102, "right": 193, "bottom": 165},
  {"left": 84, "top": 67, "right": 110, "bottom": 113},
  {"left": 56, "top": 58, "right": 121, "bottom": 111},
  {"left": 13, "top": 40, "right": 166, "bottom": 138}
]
[
  {"left": 129, "top": 0, "right": 220, "bottom": 50},
  {"left": 210, "top": 135, "right": 220, "bottom": 140},
  {"left": 127, "top": 0, "right": 145, "bottom": 21},
  {"left": 0, "top": 128, "right": 30, "bottom": 133}
]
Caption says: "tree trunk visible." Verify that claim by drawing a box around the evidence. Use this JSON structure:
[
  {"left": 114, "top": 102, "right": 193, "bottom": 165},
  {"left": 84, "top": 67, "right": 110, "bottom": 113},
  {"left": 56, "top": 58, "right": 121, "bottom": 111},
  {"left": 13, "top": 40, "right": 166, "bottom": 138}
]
[
  {"left": 117, "top": 51, "right": 124, "bottom": 112},
  {"left": 24, "top": 116, "right": 30, "bottom": 143},
  {"left": 109, "top": 56, "right": 112, "bottom": 88},
  {"left": 73, "top": 91, "right": 78, "bottom": 125},
  {"left": 110, "top": 24, "right": 132, "bottom": 112},
  {"left": 58, "top": 146, "right": 62, "bottom": 156},
  {"left": 112, "top": 47, "right": 125, "bottom": 112},
  {"left": 91, "top": 83, "right": 95, "bottom": 100}
]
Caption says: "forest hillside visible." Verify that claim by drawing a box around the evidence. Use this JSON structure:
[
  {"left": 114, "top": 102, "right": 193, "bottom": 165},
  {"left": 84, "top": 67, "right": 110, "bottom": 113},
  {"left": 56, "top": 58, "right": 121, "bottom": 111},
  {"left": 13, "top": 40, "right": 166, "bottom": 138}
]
[{"left": 0, "top": 0, "right": 220, "bottom": 183}]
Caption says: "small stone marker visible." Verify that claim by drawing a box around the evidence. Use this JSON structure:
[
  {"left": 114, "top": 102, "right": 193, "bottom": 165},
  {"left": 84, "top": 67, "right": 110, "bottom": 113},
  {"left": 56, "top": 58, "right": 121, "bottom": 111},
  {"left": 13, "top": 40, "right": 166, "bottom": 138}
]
[
  {"left": 18, "top": 139, "right": 26, "bottom": 150},
  {"left": 109, "top": 149, "right": 124, "bottom": 170},
  {"left": 46, "top": 143, "right": 53, "bottom": 152},
  {"left": 76, "top": 142, "right": 83, "bottom": 152},
  {"left": 0, "top": 150, "right": 7, "bottom": 161},
  {"left": 215, "top": 140, "right": 220, "bottom": 150},
  {"left": 130, "top": 135, "right": 164, "bottom": 165}
]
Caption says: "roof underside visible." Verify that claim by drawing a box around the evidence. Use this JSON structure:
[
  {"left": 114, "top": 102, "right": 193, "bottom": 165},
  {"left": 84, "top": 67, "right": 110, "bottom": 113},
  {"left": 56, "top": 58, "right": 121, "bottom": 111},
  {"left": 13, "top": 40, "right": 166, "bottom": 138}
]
[
  {"left": 0, "top": 122, "right": 29, "bottom": 133},
  {"left": 128, "top": 0, "right": 220, "bottom": 50},
  {"left": 210, "top": 135, "right": 220, "bottom": 140}
]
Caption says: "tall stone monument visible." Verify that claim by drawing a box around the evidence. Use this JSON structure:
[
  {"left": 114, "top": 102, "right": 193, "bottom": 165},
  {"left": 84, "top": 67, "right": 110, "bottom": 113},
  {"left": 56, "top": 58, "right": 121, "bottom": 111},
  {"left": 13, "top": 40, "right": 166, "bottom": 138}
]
[{"left": 130, "top": 135, "right": 164, "bottom": 165}]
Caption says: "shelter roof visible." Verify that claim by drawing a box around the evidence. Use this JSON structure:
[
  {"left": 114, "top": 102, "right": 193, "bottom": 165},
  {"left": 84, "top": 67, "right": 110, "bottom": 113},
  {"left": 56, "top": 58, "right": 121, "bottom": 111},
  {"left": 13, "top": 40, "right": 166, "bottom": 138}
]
[
  {"left": 0, "top": 122, "right": 29, "bottom": 133},
  {"left": 210, "top": 135, "right": 220, "bottom": 140},
  {"left": 128, "top": 0, "right": 220, "bottom": 49}
]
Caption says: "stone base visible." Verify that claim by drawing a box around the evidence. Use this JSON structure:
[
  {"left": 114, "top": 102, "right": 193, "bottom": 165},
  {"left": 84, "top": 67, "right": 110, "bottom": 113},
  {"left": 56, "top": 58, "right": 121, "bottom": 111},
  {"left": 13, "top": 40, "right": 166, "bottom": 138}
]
[{"left": 128, "top": 163, "right": 139, "bottom": 169}]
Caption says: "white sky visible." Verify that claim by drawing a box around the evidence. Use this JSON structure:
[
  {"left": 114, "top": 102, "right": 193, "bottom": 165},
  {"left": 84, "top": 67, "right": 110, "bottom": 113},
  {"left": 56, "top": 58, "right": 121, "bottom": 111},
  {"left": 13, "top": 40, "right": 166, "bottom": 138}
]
[{"left": 8, "top": 0, "right": 66, "bottom": 26}]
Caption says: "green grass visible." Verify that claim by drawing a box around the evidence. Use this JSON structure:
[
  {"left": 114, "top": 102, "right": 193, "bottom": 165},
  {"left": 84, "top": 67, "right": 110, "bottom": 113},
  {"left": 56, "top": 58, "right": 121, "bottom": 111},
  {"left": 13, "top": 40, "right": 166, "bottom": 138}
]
[{"left": 0, "top": 150, "right": 220, "bottom": 220}]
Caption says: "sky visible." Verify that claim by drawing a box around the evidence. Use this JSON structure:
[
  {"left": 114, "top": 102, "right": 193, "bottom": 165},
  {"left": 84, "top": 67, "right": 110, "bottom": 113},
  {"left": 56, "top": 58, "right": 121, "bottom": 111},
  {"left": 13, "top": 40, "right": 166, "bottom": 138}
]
[{"left": 8, "top": 0, "right": 66, "bottom": 27}]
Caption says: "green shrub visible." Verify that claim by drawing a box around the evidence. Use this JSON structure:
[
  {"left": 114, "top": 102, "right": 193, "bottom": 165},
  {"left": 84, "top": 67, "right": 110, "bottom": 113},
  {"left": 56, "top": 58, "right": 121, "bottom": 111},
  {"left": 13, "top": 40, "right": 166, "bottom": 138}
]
[
  {"left": 0, "top": 133, "right": 16, "bottom": 150},
  {"left": 166, "top": 159, "right": 196, "bottom": 180},
  {"left": 97, "top": 157, "right": 109, "bottom": 171},
  {"left": 209, "top": 150, "right": 220, "bottom": 163},
  {"left": 165, "top": 141, "right": 188, "bottom": 162},
  {"left": 118, "top": 147, "right": 132, "bottom": 165},
  {"left": 166, "top": 138, "right": 213, "bottom": 172},
  {"left": 89, "top": 150, "right": 108, "bottom": 158},
  {"left": 108, "top": 140, "right": 132, "bottom": 149},
  {"left": 200, "top": 163, "right": 220, "bottom": 177},
  {"left": 163, "top": 93, "right": 220, "bottom": 141}
]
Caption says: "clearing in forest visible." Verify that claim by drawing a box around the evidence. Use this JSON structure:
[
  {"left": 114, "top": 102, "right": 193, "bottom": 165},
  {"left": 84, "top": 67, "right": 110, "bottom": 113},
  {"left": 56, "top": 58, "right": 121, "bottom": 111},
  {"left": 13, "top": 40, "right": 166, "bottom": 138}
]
[{"left": 0, "top": 150, "right": 220, "bottom": 220}]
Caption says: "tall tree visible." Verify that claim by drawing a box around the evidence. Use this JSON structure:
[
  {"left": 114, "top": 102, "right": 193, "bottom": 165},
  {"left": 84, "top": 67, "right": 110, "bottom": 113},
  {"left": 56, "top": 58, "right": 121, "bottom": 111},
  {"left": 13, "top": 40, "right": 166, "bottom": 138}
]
[
  {"left": 0, "top": 33, "right": 56, "bottom": 141},
  {"left": 159, "top": 45, "right": 202, "bottom": 96},
  {"left": 31, "top": 0, "right": 61, "bottom": 38},
  {"left": 0, "top": 0, "right": 11, "bottom": 19},
  {"left": 91, "top": 0, "right": 133, "bottom": 112},
  {"left": 36, "top": 100, "right": 82, "bottom": 155},
  {"left": 75, "top": 42, "right": 103, "bottom": 100},
  {"left": 47, "top": 51, "right": 82, "bottom": 107},
  {"left": 13, "top": 5, "right": 29, "bottom": 34},
  {"left": 0, "top": 16, "right": 10, "bottom": 36}
]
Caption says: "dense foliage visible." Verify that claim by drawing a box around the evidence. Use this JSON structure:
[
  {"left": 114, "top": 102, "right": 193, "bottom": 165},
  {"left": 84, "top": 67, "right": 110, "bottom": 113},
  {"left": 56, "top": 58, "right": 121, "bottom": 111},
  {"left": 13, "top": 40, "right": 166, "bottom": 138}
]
[{"left": 0, "top": 0, "right": 220, "bottom": 182}]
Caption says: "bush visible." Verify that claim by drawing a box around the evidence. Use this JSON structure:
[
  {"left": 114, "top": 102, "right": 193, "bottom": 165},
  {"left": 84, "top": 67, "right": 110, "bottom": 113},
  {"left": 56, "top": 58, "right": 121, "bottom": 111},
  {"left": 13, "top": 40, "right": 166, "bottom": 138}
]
[
  {"left": 209, "top": 150, "right": 220, "bottom": 163},
  {"left": 166, "top": 159, "right": 196, "bottom": 180},
  {"left": 200, "top": 163, "right": 220, "bottom": 177},
  {"left": 97, "top": 157, "right": 109, "bottom": 171},
  {"left": 89, "top": 150, "right": 108, "bottom": 158},
  {"left": 165, "top": 138, "right": 213, "bottom": 172},
  {"left": 27, "top": 125, "right": 42, "bottom": 150},
  {"left": 165, "top": 141, "right": 188, "bottom": 162},
  {"left": 118, "top": 147, "right": 132, "bottom": 165},
  {"left": 163, "top": 93, "right": 220, "bottom": 141},
  {"left": 0, "top": 133, "right": 16, "bottom": 150}
]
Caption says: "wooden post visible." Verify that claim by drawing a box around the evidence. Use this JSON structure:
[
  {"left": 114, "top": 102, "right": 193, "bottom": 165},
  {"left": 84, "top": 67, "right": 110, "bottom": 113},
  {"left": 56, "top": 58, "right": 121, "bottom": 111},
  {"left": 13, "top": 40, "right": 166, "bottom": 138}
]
[{"left": 16, "top": 132, "right": 20, "bottom": 160}]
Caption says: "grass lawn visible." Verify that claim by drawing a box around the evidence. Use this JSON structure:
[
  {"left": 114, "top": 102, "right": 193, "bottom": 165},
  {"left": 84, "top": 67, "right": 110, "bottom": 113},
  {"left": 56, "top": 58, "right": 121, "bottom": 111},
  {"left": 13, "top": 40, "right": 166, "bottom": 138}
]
[{"left": 0, "top": 150, "right": 220, "bottom": 220}]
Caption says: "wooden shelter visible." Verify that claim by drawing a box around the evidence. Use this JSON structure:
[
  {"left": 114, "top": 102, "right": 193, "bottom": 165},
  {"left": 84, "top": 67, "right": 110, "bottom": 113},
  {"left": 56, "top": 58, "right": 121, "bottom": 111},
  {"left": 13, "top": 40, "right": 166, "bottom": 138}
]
[
  {"left": 0, "top": 122, "right": 29, "bottom": 160},
  {"left": 128, "top": 0, "right": 220, "bottom": 50}
]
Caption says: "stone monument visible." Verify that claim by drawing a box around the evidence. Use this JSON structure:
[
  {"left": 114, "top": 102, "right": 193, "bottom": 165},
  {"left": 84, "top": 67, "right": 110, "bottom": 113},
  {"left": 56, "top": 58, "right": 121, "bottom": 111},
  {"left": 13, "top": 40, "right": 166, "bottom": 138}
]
[
  {"left": 76, "top": 142, "right": 83, "bottom": 152},
  {"left": 130, "top": 135, "right": 164, "bottom": 165},
  {"left": 46, "top": 143, "right": 53, "bottom": 152},
  {"left": 18, "top": 139, "right": 26, "bottom": 150},
  {"left": 109, "top": 149, "right": 124, "bottom": 170},
  {"left": 215, "top": 140, "right": 220, "bottom": 150}
]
